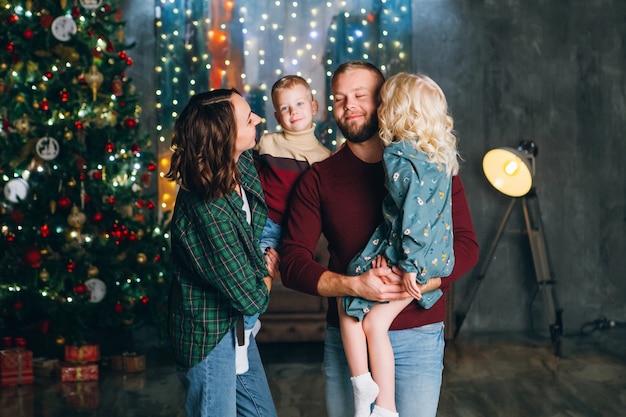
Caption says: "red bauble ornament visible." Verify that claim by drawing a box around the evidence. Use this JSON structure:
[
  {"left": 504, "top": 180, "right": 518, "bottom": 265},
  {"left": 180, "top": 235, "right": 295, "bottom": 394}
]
[
  {"left": 140, "top": 296, "right": 149, "bottom": 305},
  {"left": 125, "top": 57, "right": 133, "bottom": 66},
  {"left": 92, "top": 212, "right": 104, "bottom": 223},
  {"left": 23, "top": 28, "right": 34, "bottom": 39},
  {"left": 23, "top": 246, "right": 42, "bottom": 268},
  {"left": 14, "top": 300, "right": 24, "bottom": 311},
  {"left": 146, "top": 201, "right": 155, "bottom": 210},
  {"left": 106, "top": 41, "right": 115, "bottom": 53},
  {"left": 40, "top": 14, "right": 54, "bottom": 28},
  {"left": 124, "top": 117, "right": 137, "bottom": 129},
  {"left": 8, "top": 14, "right": 19, "bottom": 24},
  {"left": 40, "top": 99, "right": 50, "bottom": 111},
  {"left": 10, "top": 209, "right": 25, "bottom": 223},
  {"left": 44, "top": 71, "right": 53, "bottom": 79},
  {"left": 130, "top": 143, "right": 140, "bottom": 154},
  {"left": 75, "top": 121, "right": 84, "bottom": 130},
  {"left": 71, "top": 6, "right": 81, "bottom": 18},
  {"left": 39, "top": 319, "right": 50, "bottom": 334},
  {"left": 74, "top": 283, "right": 87, "bottom": 295},
  {"left": 147, "top": 162, "right": 157, "bottom": 171},
  {"left": 114, "top": 302, "right": 124, "bottom": 313},
  {"left": 40, "top": 224, "right": 50, "bottom": 238},
  {"left": 7, "top": 42, "right": 15, "bottom": 53},
  {"left": 60, "top": 90, "right": 70, "bottom": 102},
  {"left": 92, "top": 170, "right": 102, "bottom": 180},
  {"left": 117, "top": 51, "right": 128, "bottom": 60},
  {"left": 107, "top": 196, "right": 116, "bottom": 205},
  {"left": 105, "top": 142, "right": 114, "bottom": 152},
  {"left": 67, "top": 260, "right": 76, "bottom": 272},
  {"left": 58, "top": 196, "right": 72, "bottom": 209}
]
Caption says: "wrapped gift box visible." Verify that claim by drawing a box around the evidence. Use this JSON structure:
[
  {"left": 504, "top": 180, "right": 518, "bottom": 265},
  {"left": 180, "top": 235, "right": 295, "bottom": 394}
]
[
  {"left": 64, "top": 345, "right": 100, "bottom": 363},
  {"left": 0, "top": 348, "right": 33, "bottom": 387},
  {"left": 0, "top": 385, "right": 33, "bottom": 417},
  {"left": 61, "top": 381, "right": 100, "bottom": 410},
  {"left": 122, "top": 353, "right": 146, "bottom": 373},
  {"left": 57, "top": 362, "right": 99, "bottom": 382},
  {"left": 33, "top": 357, "right": 59, "bottom": 378}
]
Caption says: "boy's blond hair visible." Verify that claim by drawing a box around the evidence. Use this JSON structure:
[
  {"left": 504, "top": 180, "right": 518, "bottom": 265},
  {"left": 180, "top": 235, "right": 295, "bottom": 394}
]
[{"left": 270, "top": 75, "right": 314, "bottom": 110}]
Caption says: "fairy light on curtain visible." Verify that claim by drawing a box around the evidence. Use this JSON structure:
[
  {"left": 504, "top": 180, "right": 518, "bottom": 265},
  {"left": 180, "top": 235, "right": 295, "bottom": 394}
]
[{"left": 154, "top": 0, "right": 411, "bottom": 212}]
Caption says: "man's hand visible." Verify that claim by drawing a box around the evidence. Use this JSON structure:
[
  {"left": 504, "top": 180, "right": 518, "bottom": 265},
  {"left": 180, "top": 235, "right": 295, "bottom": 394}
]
[{"left": 353, "top": 256, "right": 410, "bottom": 302}]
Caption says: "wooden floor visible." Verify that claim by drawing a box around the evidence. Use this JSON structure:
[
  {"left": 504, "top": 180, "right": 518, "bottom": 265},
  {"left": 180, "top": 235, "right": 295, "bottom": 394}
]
[{"left": 2, "top": 327, "right": 625, "bottom": 416}]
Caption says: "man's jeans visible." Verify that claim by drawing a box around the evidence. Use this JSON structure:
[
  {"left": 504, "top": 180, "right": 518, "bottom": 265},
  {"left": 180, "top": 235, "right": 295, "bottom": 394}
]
[
  {"left": 176, "top": 326, "right": 277, "bottom": 417},
  {"left": 324, "top": 322, "right": 444, "bottom": 417}
]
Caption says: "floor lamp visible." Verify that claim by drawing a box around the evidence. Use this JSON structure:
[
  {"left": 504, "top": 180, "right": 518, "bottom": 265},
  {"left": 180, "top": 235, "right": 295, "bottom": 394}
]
[{"left": 454, "top": 140, "right": 563, "bottom": 356}]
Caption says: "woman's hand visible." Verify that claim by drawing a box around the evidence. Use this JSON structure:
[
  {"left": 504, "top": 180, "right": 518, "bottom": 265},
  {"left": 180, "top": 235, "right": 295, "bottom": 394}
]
[{"left": 264, "top": 247, "right": 281, "bottom": 281}]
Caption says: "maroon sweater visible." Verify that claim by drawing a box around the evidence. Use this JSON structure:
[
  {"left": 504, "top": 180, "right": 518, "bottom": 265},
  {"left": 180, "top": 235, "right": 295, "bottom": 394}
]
[{"left": 280, "top": 144, "right": 479, "bottom": 329}]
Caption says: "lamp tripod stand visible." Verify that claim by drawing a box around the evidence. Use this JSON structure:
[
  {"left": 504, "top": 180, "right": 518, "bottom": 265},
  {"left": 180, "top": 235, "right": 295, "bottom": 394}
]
[{"left": 454, "top": 141, "right": 563, "bottom": 356}]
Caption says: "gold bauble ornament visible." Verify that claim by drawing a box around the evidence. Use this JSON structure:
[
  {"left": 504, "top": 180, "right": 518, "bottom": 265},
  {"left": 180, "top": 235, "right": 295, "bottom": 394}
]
[
  {"left": 84, "top": 65, "right": 103, "bottom": 101},
  {"left": 56, "top": 336, "right": 65, "bottom": 345},
  {"left": 136, "top": 253, "right": 147, "bottom": 264},
  {"left": 39, "top": 268, "right": 50, "bottom": 281},
  {"left": 14, "top": 114, "right": 30, "bottom": 134},
  {"left": 15, "top": 94, "right": 25, "bottom": 103},
  {"left": 87, "top": 265, "right": 99, "bottom": 278},
  {"left": 64, "top": 130, "right": 73, "bottom": 140},
  {"left": 67, "top": 205, "right": 86, "bottom": 228},
  {"left": 0, "top": 62, "right": 8, "bottom": 71}
]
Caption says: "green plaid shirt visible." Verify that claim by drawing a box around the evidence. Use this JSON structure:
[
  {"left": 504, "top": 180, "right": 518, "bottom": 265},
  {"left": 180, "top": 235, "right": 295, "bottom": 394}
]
[{"left": 168, "top": 150, "right": 270, "bottom": 368}]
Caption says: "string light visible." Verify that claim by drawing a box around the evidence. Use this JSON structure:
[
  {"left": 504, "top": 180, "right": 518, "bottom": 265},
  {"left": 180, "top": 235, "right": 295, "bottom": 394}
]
[{"left": 155, "top": 0, "right": 411, "bottom": 212}]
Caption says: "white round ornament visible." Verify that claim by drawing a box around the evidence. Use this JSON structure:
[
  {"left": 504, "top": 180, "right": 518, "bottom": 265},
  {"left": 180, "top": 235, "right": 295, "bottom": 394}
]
[
  {"left": 80, "top": 0, "right": 102, "bottom": 10},
  {"left": 79, "top": 0, "right": 103, "bottom": 9},
  {"left": 51, "top": 16, "right": 77, "bottom": 42},
  {"left": 85, "top": 278, "right": 107, "bottom": 303},
  {"left": 4, "top": 178, "right": 29, "bottom": 203},
  {"left": 35, "top": 136, "right": 60, "bottom": 161}
]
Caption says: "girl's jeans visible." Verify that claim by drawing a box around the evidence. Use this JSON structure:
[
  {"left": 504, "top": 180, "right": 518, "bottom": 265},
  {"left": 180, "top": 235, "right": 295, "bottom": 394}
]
[{"left": 324, "top": 322, "right": 444, "bottom": 417}]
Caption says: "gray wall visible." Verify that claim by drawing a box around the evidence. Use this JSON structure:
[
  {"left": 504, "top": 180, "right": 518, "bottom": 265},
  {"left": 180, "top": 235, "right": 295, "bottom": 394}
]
[
  {"left": 123, "top": 0, "right": 626, "bottom": 336},
  {"left": 412, "top": 0, "right": 626, "bottom": 335}
]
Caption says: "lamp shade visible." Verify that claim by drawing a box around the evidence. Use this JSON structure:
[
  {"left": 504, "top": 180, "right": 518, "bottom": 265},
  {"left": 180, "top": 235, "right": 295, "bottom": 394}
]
[{"left": 482, "top": 147, "right": 533, "bottom": 197}]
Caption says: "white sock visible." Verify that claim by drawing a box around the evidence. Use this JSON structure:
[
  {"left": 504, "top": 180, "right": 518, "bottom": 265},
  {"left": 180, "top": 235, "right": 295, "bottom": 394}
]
[
  {"left": 235, "top": 328, "right": 253, "bottom": 374},
  {"left": 351, "top": 372, "right": 379, "bottom": 417},
  {"left": 370, "top": 405, "right": 399, "bottom": 417}
]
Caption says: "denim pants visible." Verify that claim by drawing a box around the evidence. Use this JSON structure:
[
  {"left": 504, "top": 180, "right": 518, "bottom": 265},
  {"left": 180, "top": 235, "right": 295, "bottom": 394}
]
[
  {"left": 176, "top": 326, "right": 277, "bottom": 417},
  {"left": 324, "top": 322, "right": 444, "bottom": 417}
]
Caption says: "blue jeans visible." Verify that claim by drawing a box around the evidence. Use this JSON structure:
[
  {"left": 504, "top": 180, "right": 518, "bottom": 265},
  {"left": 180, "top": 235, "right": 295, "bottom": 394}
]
[
  {"left": 324, "top": 323, "right": 444, "bottom": 417},
  {"left": 258, "top": 218, "right": 282, "bottom": 253},
  {"left": 176, "top": 326, "right": 277, "bottom": 417}
]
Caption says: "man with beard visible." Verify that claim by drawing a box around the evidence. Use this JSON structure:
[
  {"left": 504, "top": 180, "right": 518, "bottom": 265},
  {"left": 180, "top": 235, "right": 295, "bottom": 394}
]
[{"left": 279, "top": 61, "right": 479, "bottom": 417}]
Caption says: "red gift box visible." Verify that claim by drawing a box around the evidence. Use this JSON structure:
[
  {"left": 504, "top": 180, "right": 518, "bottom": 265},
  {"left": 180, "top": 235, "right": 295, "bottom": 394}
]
[
  {"left": 0, "top": 348, "right": 34, "bottom": 387},
  {"left": 65, "top": 345, "right": 100, "bottom": 363},
  {"left": 61, "top": 381, "right": 100, "bottom": 410},
  {"left": 57, "top": 362, "right": 99, "bottom": 382}
]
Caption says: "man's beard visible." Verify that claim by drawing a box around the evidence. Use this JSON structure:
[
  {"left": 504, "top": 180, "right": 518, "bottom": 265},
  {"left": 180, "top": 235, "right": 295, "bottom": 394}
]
[{"left": 336, "top": 112, "right": 378, "bottom": 144}]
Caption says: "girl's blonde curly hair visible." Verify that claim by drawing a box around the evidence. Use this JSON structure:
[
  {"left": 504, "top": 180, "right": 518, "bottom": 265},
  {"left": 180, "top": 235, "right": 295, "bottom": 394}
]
[{"left": 378, "top": 72, "right": 459, "bottom": 176}]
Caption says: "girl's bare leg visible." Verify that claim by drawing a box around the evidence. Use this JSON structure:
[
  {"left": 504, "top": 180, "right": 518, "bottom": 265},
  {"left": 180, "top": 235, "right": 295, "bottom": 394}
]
[
  {"left": 363, "top": 297, "right": 413, "bottom": 413},
  {"left": 339, "top": 298, "right": 380, "bottom": 417}
]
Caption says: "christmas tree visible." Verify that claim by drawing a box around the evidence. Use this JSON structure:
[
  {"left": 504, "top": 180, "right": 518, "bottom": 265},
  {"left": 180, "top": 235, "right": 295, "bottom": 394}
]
[{"left": 0, "top": 0, "right": 170, "bottom": 349}]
